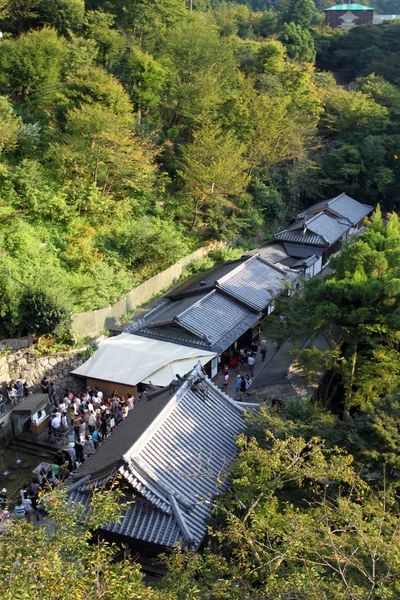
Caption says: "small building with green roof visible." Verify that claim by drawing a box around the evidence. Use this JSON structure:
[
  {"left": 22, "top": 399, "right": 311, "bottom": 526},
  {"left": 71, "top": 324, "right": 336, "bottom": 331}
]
[{"left": 325, "top": 3, "right": 374, "bottom": 28}]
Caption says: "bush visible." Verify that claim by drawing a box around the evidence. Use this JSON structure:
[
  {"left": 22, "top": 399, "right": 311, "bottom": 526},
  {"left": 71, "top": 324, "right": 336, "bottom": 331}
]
[{"left": 2, "top": 288, "right": 70, "bottom": 337}]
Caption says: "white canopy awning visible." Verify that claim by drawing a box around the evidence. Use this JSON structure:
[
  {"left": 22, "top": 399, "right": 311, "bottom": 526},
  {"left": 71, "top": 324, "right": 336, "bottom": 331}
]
[{"left": 72, "top": 333, "right": 216, "bottom": 388}]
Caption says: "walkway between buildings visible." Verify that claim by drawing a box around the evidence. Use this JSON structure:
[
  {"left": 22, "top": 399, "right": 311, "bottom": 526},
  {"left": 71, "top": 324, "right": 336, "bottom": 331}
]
[{"left": 214, "top": 341, "right": 279, "bottom": 399}]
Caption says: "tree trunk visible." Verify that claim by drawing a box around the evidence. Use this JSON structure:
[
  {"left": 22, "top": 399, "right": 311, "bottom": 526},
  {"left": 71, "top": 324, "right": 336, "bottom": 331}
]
[
  {"left": 190, "top": 199, "right": 199, "bottom": 232},
  {"left": 344, "top": 331, "right": 358, "bottom": 420}
]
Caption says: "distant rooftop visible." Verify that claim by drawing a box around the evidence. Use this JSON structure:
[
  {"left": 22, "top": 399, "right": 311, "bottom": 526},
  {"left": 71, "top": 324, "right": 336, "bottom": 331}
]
[
  {"left": 297, "top": 192, "right": 373, "bottom": 227},
  {"left": 373, "top": 13, "right": 400, "bottom": 21},
  {"left": 325, "top": 3, "right": 374, "bottom": 9}
]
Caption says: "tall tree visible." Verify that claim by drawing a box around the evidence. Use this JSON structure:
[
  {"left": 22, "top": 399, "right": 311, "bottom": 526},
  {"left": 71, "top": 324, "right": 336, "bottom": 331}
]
[
  {"left": 57, "top": 104, "right": 156, "bottom": 209},
  {"left": 0, "top": 27, "right": 67, "bottom": 110},
  {"left": 178, "top": 120, "right": 249, "bottom": 231},
  {"left": 271, "top": 210, "right": 400, "bottom": 417}
]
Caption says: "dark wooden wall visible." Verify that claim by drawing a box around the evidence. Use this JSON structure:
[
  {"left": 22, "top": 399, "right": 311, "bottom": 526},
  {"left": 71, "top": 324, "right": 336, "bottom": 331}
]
[{"left": 325, "top": 10, "right": 374, "bottom": 27}]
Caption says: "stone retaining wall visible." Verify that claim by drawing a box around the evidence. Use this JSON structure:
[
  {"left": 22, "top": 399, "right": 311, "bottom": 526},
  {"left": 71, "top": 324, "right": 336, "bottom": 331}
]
[{"left": 1, "top": 349, "right": 86, "bottom": 397}]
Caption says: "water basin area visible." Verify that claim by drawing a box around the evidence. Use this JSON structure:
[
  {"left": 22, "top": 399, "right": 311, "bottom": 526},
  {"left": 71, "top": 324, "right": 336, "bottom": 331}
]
[{"left": 0, "top": 446, "right": 40, "bottom": 509}]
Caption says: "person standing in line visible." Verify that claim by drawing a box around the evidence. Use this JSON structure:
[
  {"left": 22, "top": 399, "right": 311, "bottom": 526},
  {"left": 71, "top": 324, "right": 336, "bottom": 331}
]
[
  {"left": 41, "top": 377, "right": 49, "bottom": 394},
  {"left": 75, "top": 439, "right": 85, "bottom": 465},
  {"left": 48, "top": 381, "right": 56, "bottom": 403},
  {"left": 16, "top": 379, "right": 24, "bottom": 404},
  {"left": 7, "top": 381, "right": 16, "bottom": 407},
  {"left": 235, "top": 374, "right": 242, "bottom": 397},
  {"left": 87, "top": 410, "right": 96, "bottom": 434},
  {"left": 239, "top": 376, "right": 247, "bottom": 401},
  {"left": 84, "top": 435, "right": 94, "bottom": 458},
  {"left": 23, "top": 380, "right": 31, "bottom": 397},
  {"left": 51, "top": 412, "right": 61, "bottom": 442},
  {"left": 0, "top": 488, "right": 7, "bottom": 510},
  {"left": 73, "top": 412, "right": 82, "bottom": 440},
  {"left": 223, "top": 372, "right": 229, "bottom": 393},
  {"left": 14, "top": 496, "right": 26, "bottom": 520},
  {"left": 67, "top": 442, "right": 77, "bottom": 471},
  {"left": 260, "top": 340, "right": 267, "bottom": 362},
  {"left": 248, "top": 354, "right": 255, "bottom": 377},
  {"left": 100, "top": 415, "right": 108, "bottom": 442},
  {"left": 21, "top": 492, "right": 34, "bottom": 523}
]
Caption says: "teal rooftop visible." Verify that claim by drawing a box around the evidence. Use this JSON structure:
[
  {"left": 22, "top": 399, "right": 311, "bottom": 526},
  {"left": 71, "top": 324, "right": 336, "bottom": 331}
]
[{"left": 325, "top": 3, "right": 374, "bottom": 9}]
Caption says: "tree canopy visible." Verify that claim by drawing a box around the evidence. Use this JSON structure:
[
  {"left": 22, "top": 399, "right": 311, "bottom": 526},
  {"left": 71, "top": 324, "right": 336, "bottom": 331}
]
[{"left": 0, "top": 0, "right": 399, "bottom": 332}]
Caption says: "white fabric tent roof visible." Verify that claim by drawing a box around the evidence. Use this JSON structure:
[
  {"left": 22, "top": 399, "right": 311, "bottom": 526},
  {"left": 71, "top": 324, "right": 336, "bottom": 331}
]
[{"left": 72, "top": 333, "right": 217, "bottom": 388}]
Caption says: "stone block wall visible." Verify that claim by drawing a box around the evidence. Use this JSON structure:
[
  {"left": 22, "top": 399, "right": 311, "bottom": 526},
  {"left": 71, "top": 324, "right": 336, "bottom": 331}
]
[{"left": 2, "top": 348, "right": 87, "bottom": 398}]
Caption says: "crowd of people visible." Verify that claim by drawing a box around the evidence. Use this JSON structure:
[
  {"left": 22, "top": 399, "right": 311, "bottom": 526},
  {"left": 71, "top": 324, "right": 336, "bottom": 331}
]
[
  {"left": 221, "top": 341, "right": 268, "bottom": 400},
  {"left": 0, "top": 341, "right": 270, "bottom": 523},
  {"left": 1, "top": 473, "right": 51, "bottom": 526},
  {"left": 47, "top": 385, "right": 137, "bottom": 466},
  {"left": 0, "top": 382, "right": 138, "bottom": 525},
  {"left": 1, "top": 378, "right": 31, "bottom": 413}
]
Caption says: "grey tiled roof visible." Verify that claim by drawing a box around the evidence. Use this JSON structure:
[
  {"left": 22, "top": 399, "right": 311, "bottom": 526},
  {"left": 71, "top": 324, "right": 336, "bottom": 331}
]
[
  {"left": 246, "top": 243, "right": 290, "bottom": 265},
  {"left": 72, "top": 492, "right": 183, "bottom": 548},
  {"left": 292, "top": 254, "right": 319, "bottom": 268},
  {"left": 178, "top": 290, "right": 259, "bottom": 344},
  {"left": 275, "top": 230, "right": 327, "bottom": 246},
  {"left": 166, "top": 259, "right": 246, "bottom": 299},
  {"left": 150, "top": 294, "right": 206, "bottom": 325},
  {"left": 305, "top": 212, "right": 349, "bottom": 244},
  {"left": 131, "top": 252, "right": 303, "bottom": 352},
  {"left": 298, "top": 192, "right": 373, "bottom": 226},
  {"left": 136, "top": 326, "right": 210, "bottom": 350},
  {"left": 70, "top": 365, "right": 258, "bottom": 550},
  {"left": 217, "top": 255, "right": 298, "bottom": 311},
  {"left": 136, "top": 290, "right": 261, "bottom": 354},
  {"left": 276, "top": 212, "right": 349, "bottom": 247}
]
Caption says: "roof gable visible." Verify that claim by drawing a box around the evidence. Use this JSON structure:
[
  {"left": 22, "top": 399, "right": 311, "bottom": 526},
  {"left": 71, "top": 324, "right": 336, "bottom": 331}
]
[
  {"left": 217, "top": 254, "right": 297, "bottom": 311},
  {"left": 297, "top": 192, "right": 373, "bottom": 226},
  {"left": 305, "top": 212, "right": 349, "bottom": 244},
  {"left": 71, "top": 364, "right": 259, "bottom": 549},
  {"left": 135, "top": 289, "right": 261, "bottom": 353}
]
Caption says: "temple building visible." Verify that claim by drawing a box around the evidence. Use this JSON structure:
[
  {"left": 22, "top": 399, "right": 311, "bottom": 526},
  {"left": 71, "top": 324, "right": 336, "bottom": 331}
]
[{"left": 325, "top": 3, "right": 374, "bottom": 28}]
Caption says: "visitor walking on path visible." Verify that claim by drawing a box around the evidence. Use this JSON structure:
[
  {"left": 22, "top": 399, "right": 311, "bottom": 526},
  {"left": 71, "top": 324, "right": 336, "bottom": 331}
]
[
  {"left": 247, "top": 355, "right": 255, "bottom": 377},
  {"left": 239, "top": 376, "right": 247, "bottom": 401},
  {"left": 260, "top": 340, "right": 267, "bottom": 362},
  {"left": 223, "top": 372, "right": 229, "bottom": 393}
]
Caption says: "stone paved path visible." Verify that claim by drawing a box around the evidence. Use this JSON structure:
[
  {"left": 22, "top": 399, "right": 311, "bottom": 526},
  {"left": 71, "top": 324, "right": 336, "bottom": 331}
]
[{"left": 213, "top": 340, "right": 279, "bottom": 399}]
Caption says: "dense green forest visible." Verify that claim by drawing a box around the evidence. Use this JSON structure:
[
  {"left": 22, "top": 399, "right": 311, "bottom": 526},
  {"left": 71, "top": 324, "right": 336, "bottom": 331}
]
[{"left": 1, "top": 0, "right": 400, "bottom": 334}]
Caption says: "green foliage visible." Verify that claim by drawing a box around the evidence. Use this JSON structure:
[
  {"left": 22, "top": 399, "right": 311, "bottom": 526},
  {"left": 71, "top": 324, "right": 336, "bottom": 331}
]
[
  {"left": 0, "top": 0, "right": 399, "bottom": 335},
  {"left": 280, "top": 21, "right": 316, "bottom": 62},
  {"left": 0, "top": 485, "right": 169, "bottom": 600},
  {"left": 0, "top": 95, "right": 21, "bottom": 154},
  {"left": 178, "top": 119, "right": 250, "bottom": 231},
  {"left": 271, "top": 214, "right": 400, "bottom": 415},
  {"left": 160, "top": 434, "right": 400, "bottom": 600},
  {"left": 85, "top": 10, "right": 125, "bottom": 66},
  {"left": 78, "top": 341, "right": 98, "bottom": 359},
  {"left": 316, "top": 21, "right": 400, "bottom": 85},
  {"left": 0, "top": 27, "right": 68, "bottom": 110},
  {"left": 2, "top": 287, "right": 70, "bottom": 337},
  {"left": 121, "top": 46, "right": 168, "bottom": 121},
  {"left": 281, "top": 0, "right": 316, "bottom": 28},
  {"left": 36, "top": 0, "right": 85, "bottom": 36}
]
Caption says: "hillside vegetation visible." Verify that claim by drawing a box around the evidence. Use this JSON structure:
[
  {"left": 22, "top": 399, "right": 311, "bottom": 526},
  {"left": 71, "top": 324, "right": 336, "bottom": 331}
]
[{"left": 1, "top": 0, "right": 400, "bottom": 335}]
